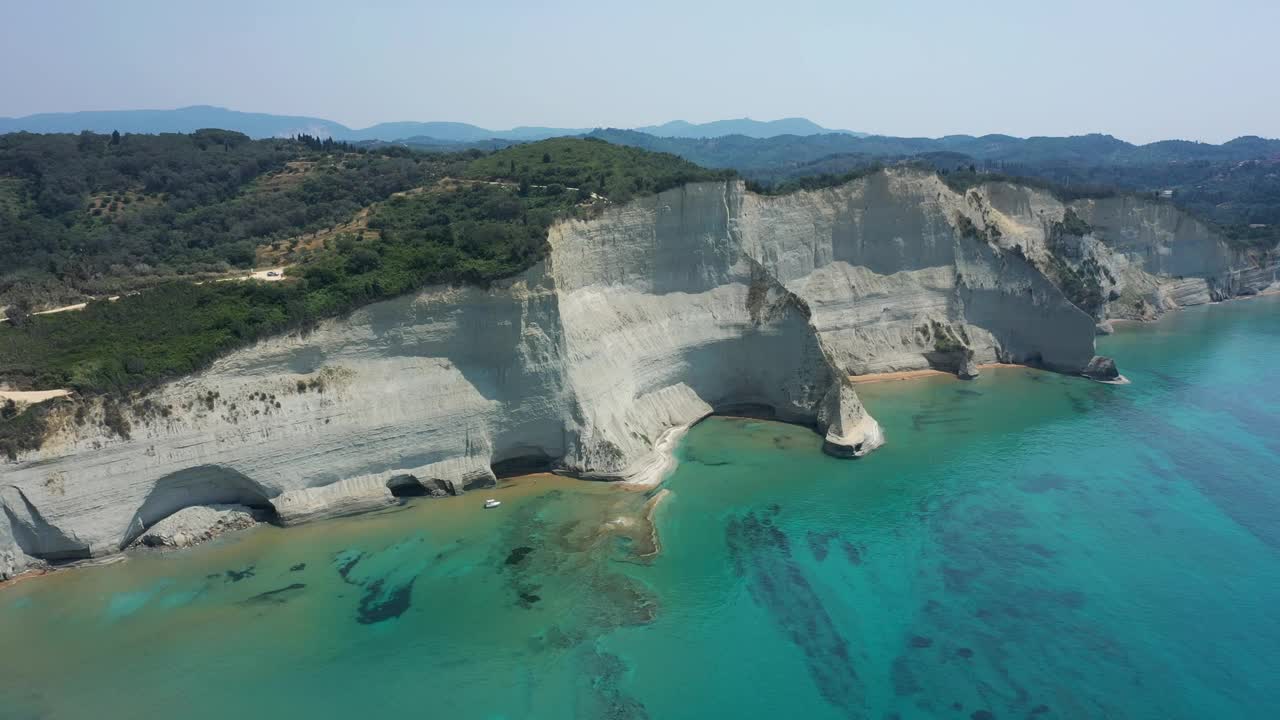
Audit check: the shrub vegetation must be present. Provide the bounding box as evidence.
[0,135,731,396]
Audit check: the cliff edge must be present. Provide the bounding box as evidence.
[7,168,1245,579]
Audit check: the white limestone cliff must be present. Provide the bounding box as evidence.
[3,169,1261,579]
[977,182,1279,318]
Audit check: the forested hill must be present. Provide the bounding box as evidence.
[0,134,727,402]
[0,130,459,308]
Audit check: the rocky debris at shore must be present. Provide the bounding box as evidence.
[957,355,981,380]
[133,504,261,549]
[1,548,43,582]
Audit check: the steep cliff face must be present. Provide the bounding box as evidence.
[6,168,1251,579]
[733,172,1099,374]
[977,182,1279,320]
[1,182,876,577]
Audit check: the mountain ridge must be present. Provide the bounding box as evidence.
[634,117,866,139]
[0,105,857,142]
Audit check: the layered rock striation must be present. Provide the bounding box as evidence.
[5,169,1266,579]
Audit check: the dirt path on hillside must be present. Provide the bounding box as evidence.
[0,389,72,403]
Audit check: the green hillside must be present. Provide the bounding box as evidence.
[0,135,730,398]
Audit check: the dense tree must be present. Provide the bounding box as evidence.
[0,131,464,306]
[3,298,32,328]
[0,136,730,395]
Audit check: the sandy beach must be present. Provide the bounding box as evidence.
[849,363,1027,385]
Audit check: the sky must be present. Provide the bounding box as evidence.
[2,0,1277,144]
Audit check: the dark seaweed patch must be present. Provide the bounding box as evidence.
[1166,425,1280,551]
[1030,705,1050,715]
[840,540,863,565]
[918,465,1118,716]
[1065,392,1089,414]
[682,448,730,467]
[806,531,836,562]
[576,649,650,720]
[892,656,921,696]
[504,546,534,566]
[242,583,306,605]
[971,711,996,720]
[726,507,864,715]
[535,624,584,652]
[356,578,415,624]
[289,563,306,572]
[333,550,364,584]
[909,635,933,648]
[225,566,256,583]
[942,565,983,593]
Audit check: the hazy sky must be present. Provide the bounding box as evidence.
[3,0,1277,143]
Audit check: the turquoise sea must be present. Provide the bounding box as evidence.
[3,296,1280,719]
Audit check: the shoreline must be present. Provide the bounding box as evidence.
[638,488,672,559]
[619,423,692,491]
[849,362,1026,385]
[1,553,127,589]
[2,463,679,591]
[8,292,1274,591]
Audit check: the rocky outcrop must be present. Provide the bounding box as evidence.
[1082,356,1121,382]
[133,504,259,549]
[977,182,1279,320]
[15,168,1244,578]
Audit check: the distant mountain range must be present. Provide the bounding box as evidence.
[635,117,865,139]
[0,106,862,142]
[586,128,1280,178]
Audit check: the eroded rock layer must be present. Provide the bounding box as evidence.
[4,169,1267,579]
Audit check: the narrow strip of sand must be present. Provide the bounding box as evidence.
[849,363,1026,385]
[0,389,72,403]
[638,488,671,559]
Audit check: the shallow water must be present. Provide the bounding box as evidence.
[3,296,1280,719]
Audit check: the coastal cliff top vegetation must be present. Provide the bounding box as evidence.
[0,126,1270,404]
[0,134,727,399]
[465,137,734,204]
[0,129,463,308]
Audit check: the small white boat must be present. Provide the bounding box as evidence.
[483,498,501,509]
